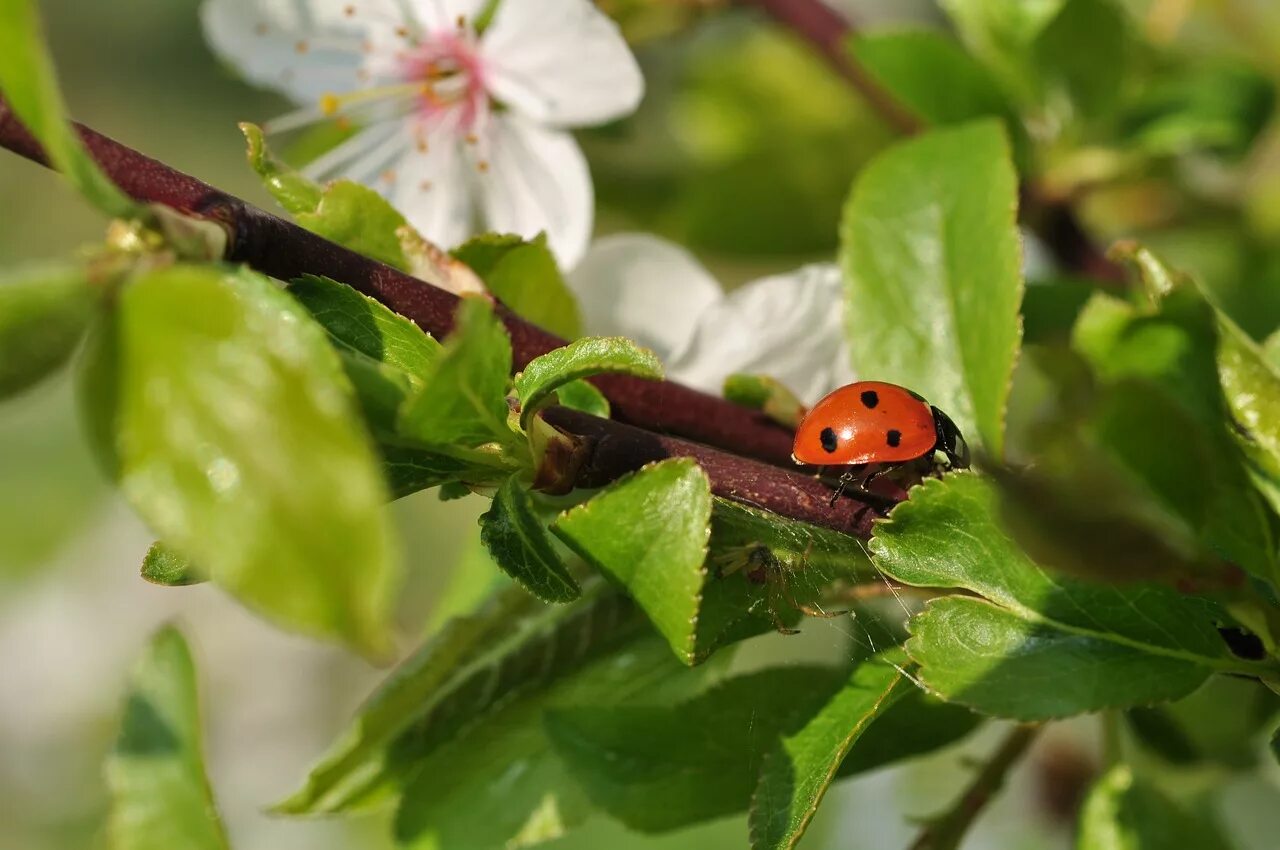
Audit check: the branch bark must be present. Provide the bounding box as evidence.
[738,0,1127,285]
[0,100,881,537]
[909,724,1043,850]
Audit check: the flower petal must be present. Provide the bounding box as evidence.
[480,0,643,127]
[667,263,855,403]
[201,0,401,103]
[381,121,476,249]
[476,115,593,268]
[566,234,723,361]
[410,0,487,32]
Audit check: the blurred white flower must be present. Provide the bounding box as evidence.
[566,234,855,403]
[202,0,644,267]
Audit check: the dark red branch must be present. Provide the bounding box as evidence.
[738,0,1127,285]
[738,0,922,135]
[0,101,882,536]
[0,99,797,468]
[545,407,876,537]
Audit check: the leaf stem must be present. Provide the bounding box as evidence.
[734,0,1127,286]
[909,723,1043,850]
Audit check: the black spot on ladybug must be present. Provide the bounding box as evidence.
[860,390,879,409]
[886,429,902,448]
[1218,626,1266,660]
[820,427,838,453]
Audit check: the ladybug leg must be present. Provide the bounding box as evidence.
[828,470,856,507]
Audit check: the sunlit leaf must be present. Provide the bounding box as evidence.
[552,459,712,665]
[240,122,323,214]
[80,264,398,657]
[140,541,202,587]
[722,373,805,429]
[296,181,412,271]
[0,261,94,401]
[480,476,578,603]
[546,666,844,833]
[288,275,440,384]
[750,652,914,850]
[872,475,1268,719]
[515,336,662,430]
[105,626,229,850]
[841,121,1023,456]
[0,0,134,215]
[398,296,515,449]
[453,233,583,339]
[1077,765,1232,850]
[394,632,716,849]
[278,580,641,814]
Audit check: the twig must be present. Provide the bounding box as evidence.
[909,724,1043,850]
[737,0,923,135]
[0,101,883,537]
[736,0,1127,285]
[0,97,799,468]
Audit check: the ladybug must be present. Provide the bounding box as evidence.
[792,381,969,505]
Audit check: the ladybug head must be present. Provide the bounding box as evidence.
[930,406,970,470]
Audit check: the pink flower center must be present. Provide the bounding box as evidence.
[400,31,488,133]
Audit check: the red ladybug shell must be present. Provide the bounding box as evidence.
[793,381,936,466]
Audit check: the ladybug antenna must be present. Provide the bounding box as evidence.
[930,406,970,470]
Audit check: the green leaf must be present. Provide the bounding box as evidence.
[379,443,472,500]
[723,374,805,429]
[546,666,845,833]
[336,347,416,436]
[398,295,515,448]
[480,476,578,603]
[1073,289,1277,582]
[749,653,914,850]
[1117,61,1274,160]
[1033,0,1133,117]
[1217,314,1280,516]
[552,459,712,665]
[105,626,229,850]
[0,0,134,216]
[277,580,642,814]
[1077,766,1232,850]
[840,121,1023,457]
[871,475,1265,719]
[515,336,663,431]
[554,379,610,419]
[287,275,440,385]
[287,274,445,441]
[395,632,717,849]
[297,182,411,271]
[453,233,583,339]
[834,687,982,778]
[939,0,1066,105]
[1127,677,1280,769]
[849,30,1027,167]
[140,542,202,587]
[80,264,398,658]
[239,122,323,214]
[0,261,94,401]
[698,499,876,660]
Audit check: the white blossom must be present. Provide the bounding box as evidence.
[202,0,644,268]
[566,234,856,403]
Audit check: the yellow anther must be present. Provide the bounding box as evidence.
[320,93,341,115]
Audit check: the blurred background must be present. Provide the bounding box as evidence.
[5,1,1280,848]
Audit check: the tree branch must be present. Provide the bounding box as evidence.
[737,0,1127,285]
[909,724,1043,850]
[738,0,923,135]
[0,101,882,537]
